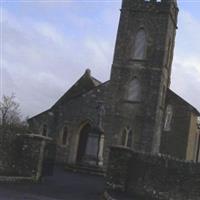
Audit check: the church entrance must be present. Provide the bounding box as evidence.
[76,123,104,166]
[76,123,91,164]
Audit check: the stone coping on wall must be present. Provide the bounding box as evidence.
[104,190,134,200]
[106,145,200,200]
[110,145,198,164]
[16,133,53,141]
[0,176,37,183]
[104,191,117,200]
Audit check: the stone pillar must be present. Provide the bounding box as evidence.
[98,133,104,166]
[106,146,133,192]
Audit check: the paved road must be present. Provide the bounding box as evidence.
[0,167,105,200]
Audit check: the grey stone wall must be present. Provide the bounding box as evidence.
[160,90,193,160]
[28,81,110,165]
[106,146,200,200]
[0,133,53,181]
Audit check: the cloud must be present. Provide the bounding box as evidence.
[2,3,199,119]
[171,10,200,111]
[2,8,73,117]
[2,4,119,118]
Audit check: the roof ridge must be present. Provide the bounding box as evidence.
[168,88,200,115]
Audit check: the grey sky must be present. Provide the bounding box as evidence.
[1,1,200,118]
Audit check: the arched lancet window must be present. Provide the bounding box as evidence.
[126,78,142,102]
[166,39,172,68]
[164,105,173,131]
[62,126,68,145]
[127,130,133,148]
[121,129,127,146]
[121,127,133,147]
[42,124,47,136]
[132,29,147,60]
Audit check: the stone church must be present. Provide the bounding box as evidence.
[28,0,200,169]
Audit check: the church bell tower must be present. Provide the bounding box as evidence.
[105,0,178,155]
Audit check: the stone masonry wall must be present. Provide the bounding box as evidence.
[29,81,110,166]
[0,133,53,181]
[106,146,200,200]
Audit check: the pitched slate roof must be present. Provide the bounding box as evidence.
[167,89,200,116]
[51,69,102,108]
[28,69,103,120]
[29,71,199,121]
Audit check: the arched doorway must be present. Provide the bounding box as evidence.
[76,123,104,166]
[76,123,91,164]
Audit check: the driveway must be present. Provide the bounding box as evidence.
[0,167,105,200]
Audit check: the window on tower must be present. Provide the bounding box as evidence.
[126,78,142,102]
[121,129,127,146]
[132,29,147,60]
[121,127,133,148]
[127,129,133,148]
[164,105,173,131]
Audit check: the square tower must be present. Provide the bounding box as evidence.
[105,0,179,156]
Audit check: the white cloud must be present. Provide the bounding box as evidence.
[171,10,200,111]
[2,6,117,117]
[33,22,66,46]
[2,4,199,119]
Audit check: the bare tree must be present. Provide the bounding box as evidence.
[0,94,21,126]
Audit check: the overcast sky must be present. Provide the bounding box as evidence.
[1,0,200,118]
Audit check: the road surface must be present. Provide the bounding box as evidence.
[0,167,105,200]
